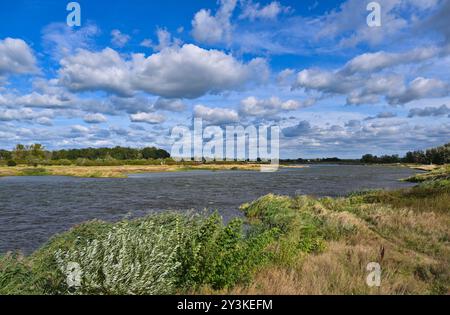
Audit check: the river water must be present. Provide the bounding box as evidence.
[0,165,419,254]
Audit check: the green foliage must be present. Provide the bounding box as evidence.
[0,149,12,160]
[54,219,182,295]
[177,214,276,290]
[19,168,50,176]
[361,154,401,164]
[2,165,448,295]
[241,194,295,232]
[7,160,17,167]
[11,144,46,162]
[0,254,43,295]
[51,146,170,161]
[2,213,275,295]
[361,143,450,165]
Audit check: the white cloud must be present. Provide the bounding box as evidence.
[0,38,38,76]
[141,28,182,51]
[0,108,53,122]
[153,98,186,112]
[84,113,107,124]
[388,77,449,105]
[140,39,153,48]
[408,104,450,117]
[111,29,131,48]
[58,44,268,99]
[239,1,290,21]
[293,46,450,105]
[340,46,441,75]
[239,96,315,117]
[71,125,90,134]
[15,92,74,108]
[42,23,99,60]
[194,104,239,124]
[191,0,237,44]
[130,112,166,124]
[131,44,268,98]
[58,48,133,96]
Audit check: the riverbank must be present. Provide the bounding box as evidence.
[0,162,433,179]
[1,165,448,295]
[0,163,269,178]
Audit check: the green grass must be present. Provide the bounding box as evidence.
[19,168,51,176]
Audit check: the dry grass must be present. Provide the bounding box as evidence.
[204,173,450,295]
[0,163,263,178]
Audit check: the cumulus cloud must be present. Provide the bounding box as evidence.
[111,29,131,47]
[408,104,450,117]
[293,45,450,106]
[0,38,38,76]
[340,46,441,75]
[16,92,75,108]
[0,86,76,109]
[239,96,315,117]
[153,98,186,112]
[70,125,91,135]
[58,44,268,99]
[132,44,268,98]
[84,113,107,124]
[104,95,153,114]
[0,108,53,123]
[58,48,133,96]
[191,0,237,45]
[239,1,290,21]
[130,112,166,124]
[194,104,239,124]
[387,77,449,105]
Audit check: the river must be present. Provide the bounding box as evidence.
[0,165,419,254]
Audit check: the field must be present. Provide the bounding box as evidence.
[0,165,448,295]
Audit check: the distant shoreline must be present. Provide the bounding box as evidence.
[0,162,430,179]
[0,163,266,178]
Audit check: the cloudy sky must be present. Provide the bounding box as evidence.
[0,0,449,158]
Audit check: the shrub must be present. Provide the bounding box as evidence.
[21,212,275,295]
[0,254,44,295]
[240,194,295,232]
[19,168,49,176]
[54,218,183,295]
[7,160,16,167]
[177,214,276,290]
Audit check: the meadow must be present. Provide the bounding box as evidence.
[0,165,448,295]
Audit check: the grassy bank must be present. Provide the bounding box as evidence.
[1,166,448,295]
[0,163,265,178]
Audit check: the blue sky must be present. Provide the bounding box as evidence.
[0,0,449,158]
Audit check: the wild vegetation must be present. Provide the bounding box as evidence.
[0,164,263,178]
[2,143,449,168]
[0,144,171,167]
[1,165,448,295]
[361,143,449,165]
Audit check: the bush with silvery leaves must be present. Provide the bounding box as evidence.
[55,218,183,295]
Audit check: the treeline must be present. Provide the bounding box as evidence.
[282,143,450,166]
[362,143,449,165]
[0,144,171,165]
